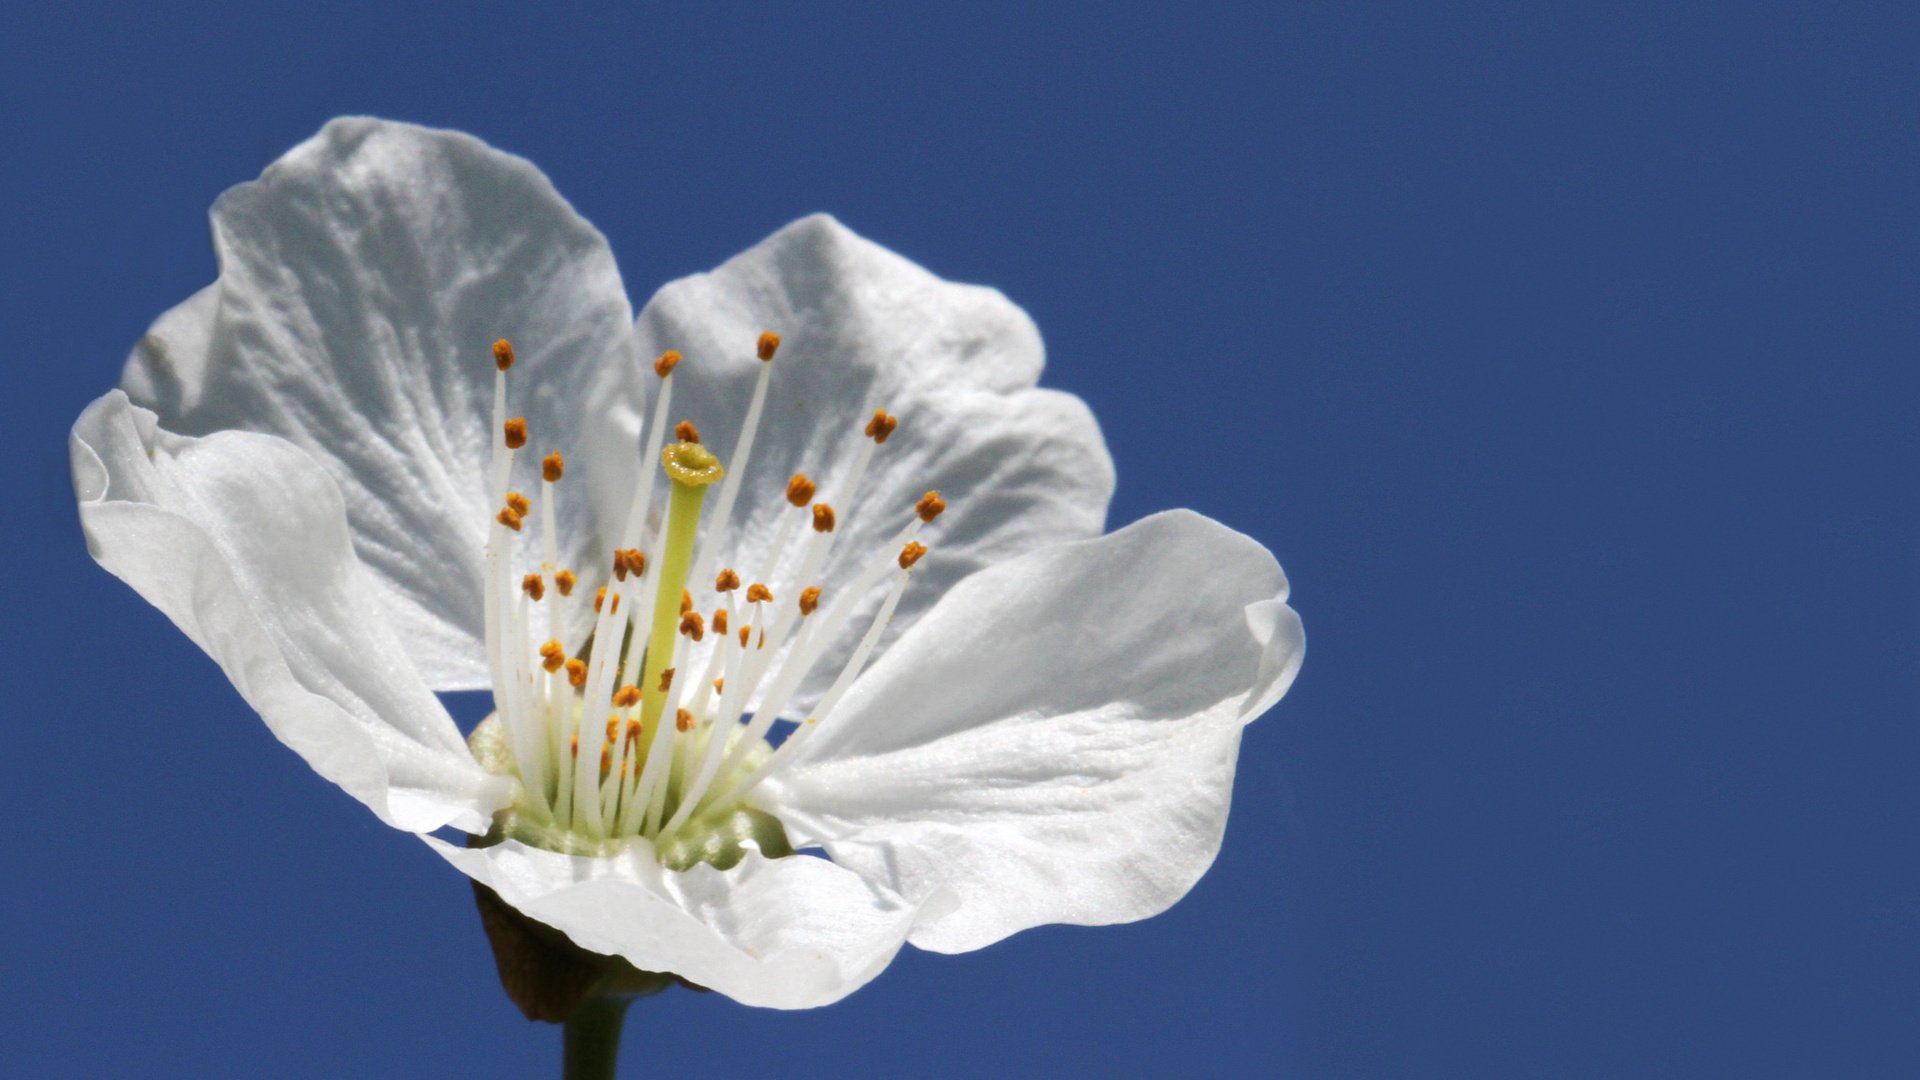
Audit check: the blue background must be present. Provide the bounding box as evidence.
[4,4,1914,1077]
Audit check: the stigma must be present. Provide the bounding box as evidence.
[472,334,943,861]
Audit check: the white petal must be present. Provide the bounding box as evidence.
[637,214,1115,708]
[764,510,1304,953]
[423,835,948,1009]
[71,391,511,833]
[119,117,644,689]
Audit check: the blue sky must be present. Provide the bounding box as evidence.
[4,4,1914,1077]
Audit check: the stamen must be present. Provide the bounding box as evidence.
[787,474,816,506]
[680,611,706,640]
[746,583,774,604]
[715,568,740,592]
[659,667,675,692]
[522,574,545,601]
[506,492,531,517]
[612,685,642,708]
[712,608,729,634]
[555,570,577,596]
[653,350,682,377]
[542,453,565,482]
[812,504,836,532]
[540,640,566,673]
[565,658,588,688]
[757,331,781,361]
[680,589,694,614]
[493,339,516,371]
[496,506,524,531]
[799,586,822,615]
[738,624,751,647]
[676,708,695,732]
[504,417,528,450]
[864,408,898,443]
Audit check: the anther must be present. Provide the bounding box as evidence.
[675,420,701,444]
[522,574,545,601]
[812,503,837,533]
[799,586,822,615]
[865,409,898,444]
[542,453,565,482]
[757,331,781,361]
[680,611,706,641]
[540,640,566,672]
[492,339,516,371]
[712,608,729,635]
[715,568,741,592]
[787,473,816,506]
[555,569,577,596]
[676,708,695,733]
[595,587,619,613]
[566,658,588,688]
[681,589,694,614]
[504,417,528,450]
[916,490,947,522]
[659,667,675,692]
[496,506,524,531]
[622,550,647,578]
[713,677,725,694]
[738,625,751,648]
[612,685,642,708]
[506,492,530,517]
[899,542,929,569]
[654,350,682,377]
[746,583,774,604]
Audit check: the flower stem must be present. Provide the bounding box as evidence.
[562,995,632,1080]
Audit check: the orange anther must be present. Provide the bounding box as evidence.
[715,568,740,592]
[542,453,565,482]
[680,611,706,641]
[713,677,725,694]
[711,608,729,635]
[522,574,545,601]
[654,350,682,377]
[812,503,836,533]
[504,417,527,450]
[681,589,694,614]
[787,473,816,507]
[555,569,577,596]
[492,339,516,371]
[566,658,588,687]
[496,506,524,531]
[916,490,946,522]
[676,708,695,732]
[738,624,751,648]
[799,586,822,615]
[899,541,928,570]
[675,420,701,444]
[745,583,774,604]
[538,640,564,658]
[506,492,530,517]
[865,409,898,444]
[757,331,781,361]
[658,667,675,692]
[612,685,642,708]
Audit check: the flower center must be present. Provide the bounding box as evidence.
[468,334,944,869]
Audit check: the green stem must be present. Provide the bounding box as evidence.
[562,995,632,1080]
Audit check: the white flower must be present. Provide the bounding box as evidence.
[70,118,1305,1010]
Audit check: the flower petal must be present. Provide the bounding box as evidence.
[423,836,947,1009]
[71,391,511,833]
[764,509,1304,953]
[636,215,1115,708]
[119,117,644,689]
